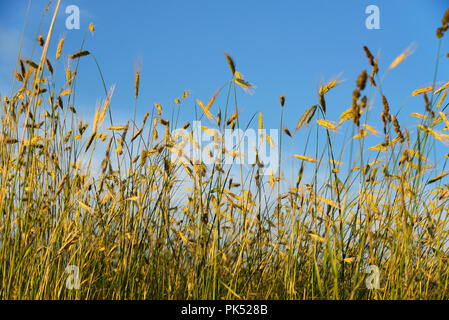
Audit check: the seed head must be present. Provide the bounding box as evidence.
[363,46,375,66]
[224,52,236,76]
[56,38,64,61]
[70,50,90,60]
[135,71,140,99]
[356,70,368,91]
[442,8,449,25]
[37,35,44,47]
[279,94,286,107]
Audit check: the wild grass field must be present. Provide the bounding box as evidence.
[1,2,449,299]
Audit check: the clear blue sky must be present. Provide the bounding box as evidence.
[0,0,448,182]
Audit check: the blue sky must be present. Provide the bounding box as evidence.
[0,0,448,185]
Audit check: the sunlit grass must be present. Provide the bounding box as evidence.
[1,3,449,299]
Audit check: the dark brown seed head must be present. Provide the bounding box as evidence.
[279,94,286,107]
[356,70,368,91]
[70,50,90,60]
[19,59,25,77]
[46,58,53,74]
[353,104,360,127]
[57,96,63,110]
[283,128,292,138]
[37,35,44,47]
[424,93,430,107]
[352,89,360,111]
[319,94,326,113]
[37,36,44,48]
[381,95,392,133]
[25,59,39,69]
[363,46,375,66]
[392,115,404,143]
[382,95,390,114]
[442,8,449,25]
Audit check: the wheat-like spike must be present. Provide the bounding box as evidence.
[70,50,90,60]
[135,71,140,99]
[45,58,53,74]
[388,43,416,70]
[56,38,64,61]
[24,59,38,69]
[224,52,236,76]
[206,89,219,110]
[197,99,214,120]
[296,105,318,131]
[99,85,115,128]
[131,128,143,142]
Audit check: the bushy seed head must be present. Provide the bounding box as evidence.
[356,70,368,91]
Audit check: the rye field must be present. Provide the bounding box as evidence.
[1,2,449,299]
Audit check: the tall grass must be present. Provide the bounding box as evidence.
[1,2,449,299]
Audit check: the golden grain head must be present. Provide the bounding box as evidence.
[14,72,23,82]
[135,71,140,99]
[143,112,149,126]
[182,90,190,99]
[56,38,65,61]
[411,85,433,96]
[88,23,95,34]
[235,78,252,89]
[388,42,416,70]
